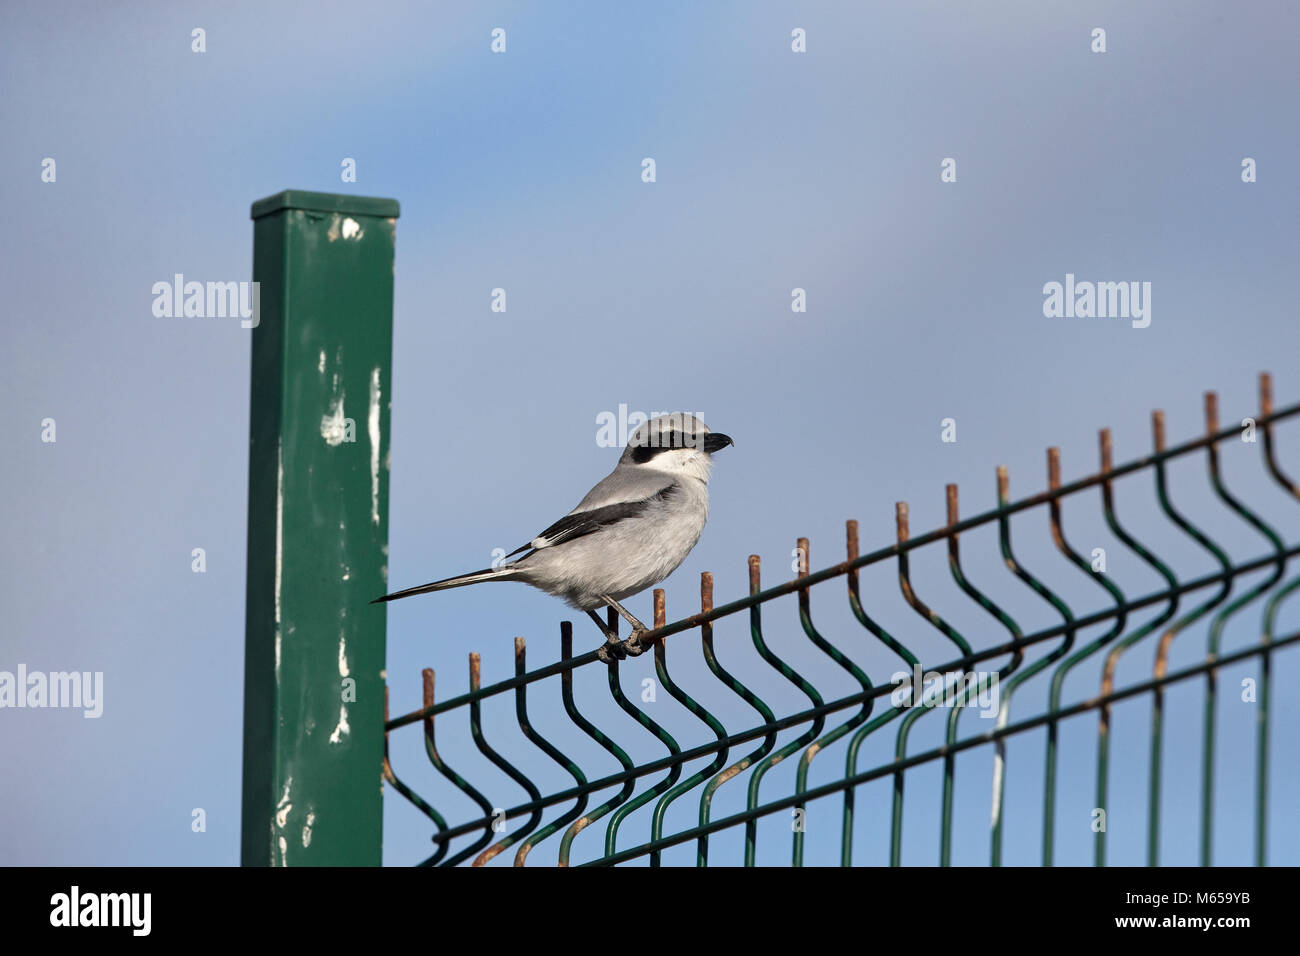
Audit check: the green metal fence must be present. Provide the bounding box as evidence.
[381,376,1300,867]
[239,191,1298,867]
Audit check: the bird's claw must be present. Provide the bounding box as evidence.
[596,630,654,663]
[623,629,651,657]
[597,636,627,664]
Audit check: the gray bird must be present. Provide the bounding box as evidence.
[373,414,733,660]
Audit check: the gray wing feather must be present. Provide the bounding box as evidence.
[571,464,677,512]
[505,465,678,557]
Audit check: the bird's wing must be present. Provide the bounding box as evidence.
[571,464,678,512]
[506,469,679,557]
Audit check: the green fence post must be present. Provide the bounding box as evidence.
[241,190,400,865]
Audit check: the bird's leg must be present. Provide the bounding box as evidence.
[600,595,651,657]
[588,609,627,663]
[601,595,648,631]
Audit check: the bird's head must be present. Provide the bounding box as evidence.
[620,413,734,481]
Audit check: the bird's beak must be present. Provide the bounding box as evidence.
[703,433,734,453]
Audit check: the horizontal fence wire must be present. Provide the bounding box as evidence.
[384,374,1300,866]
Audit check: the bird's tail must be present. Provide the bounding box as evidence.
[371,566,520,604]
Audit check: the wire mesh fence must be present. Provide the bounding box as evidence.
[383,373,1299,866]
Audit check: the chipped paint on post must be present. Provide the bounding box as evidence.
[321,391,348,446]
[242,190,399,866]
[369,367,382,525]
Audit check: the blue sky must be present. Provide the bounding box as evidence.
[2,1,1298,866]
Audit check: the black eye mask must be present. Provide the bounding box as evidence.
[629,431,701,463]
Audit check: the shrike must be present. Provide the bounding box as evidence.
[373,414,733,661]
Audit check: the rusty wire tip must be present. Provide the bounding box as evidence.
[945,484,958,525]
[846,520,859,561]
[797,537,810,576]
[514,636,525,656]
[1152,410,1166,452]
[700,572,713,613]
[1204,391,1219,433]
[1260,372,1273,416]
[1047,447,1061,490]
[748,554,761,591]
[1099,429,1113,472]
[895,502,909,541]
[996,465,1009,501]
[421,668,435,709]
[654,588,666,628]
[469,653,481,688]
